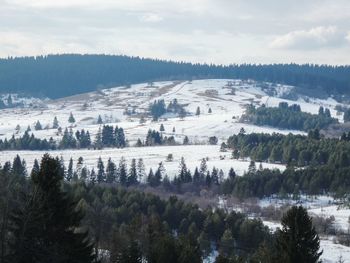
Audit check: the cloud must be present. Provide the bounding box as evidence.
[139,13,163,23]
[270,26,348,50]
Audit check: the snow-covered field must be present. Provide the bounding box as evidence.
[3,78,344,145]
[0,145,285,179]
[258,196,350,263]
[1,79,350,262]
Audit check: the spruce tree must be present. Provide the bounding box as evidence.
[106,158,117,183]
[94,127,103,149]
[97,157,105,183]
[68,112,76,123]
[118,157,127,186]
[276,206,322,263]
[66,158,73,182]
[196,106,200,116]
[127,159,138,186]
[9,154,96,262]
[34,120,42,131]
[52,116,59,129]
[97,115,103,125]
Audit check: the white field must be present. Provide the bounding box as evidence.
[3,78,345,145]
[1,79,349,262]
[0,145,285,179]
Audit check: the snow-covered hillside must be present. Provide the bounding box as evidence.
[1,79,350,262]
[0,79,347,174]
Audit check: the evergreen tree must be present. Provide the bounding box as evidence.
[106,158,117,183]
[97,157,105,183]
[7,95,12,106]
[9,154,96,262]
[34,121,42,131]
[276,206,322,263]
[66,158,73,182]
[128,159,138,186]
[183,136,189,145]
[196,106,200,116]
[68,112,76,123]
[31,159,40,177]
[208,108,212,114]
[97,115,103,124]
[90,168,97,185]
[137,158,146,183]
[160,124,165,132]
[52,116,59,129]
[118,157,128,186]
[12,155,26,177]
[94,127,103,149]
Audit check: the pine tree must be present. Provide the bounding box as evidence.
[52,116,59,129]
[106,158,117,183]
[68,112,76,123]
[128,159,138,186]
[66,158,73,182]
[160,124,165,132]
[9,154,96,262]
[74,156,84,181]
[12,155,26,177]
[97,157,105,183]
[118,157,127,186]
[195,106,200,116]
[94,127,103,149]
[7,95,12,106]
[90,168,97,185]
[31,159,40,177]
[97,115,103,124]
[276,206,322,263]
[153,162,165,187]
[183,136,189,145]
[34,120,42,131]
[137,158,146,183]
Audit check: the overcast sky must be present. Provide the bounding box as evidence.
[1,0,350,64]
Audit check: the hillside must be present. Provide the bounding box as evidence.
[1,55,350,100]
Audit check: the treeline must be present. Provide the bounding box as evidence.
[0,155,323,262]
[242,102,337,131]
[227,132,350,167]
[149,98,186,120]
[0,125,127,151]
[1,54,350,99]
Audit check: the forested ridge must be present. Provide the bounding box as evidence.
[0,155,323,262]
[1,54,350,98]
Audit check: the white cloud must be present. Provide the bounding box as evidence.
[139,13,163,23]
[270,26,347,50]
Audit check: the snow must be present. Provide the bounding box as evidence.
[0,145,285,179]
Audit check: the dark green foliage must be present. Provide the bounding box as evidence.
[243,103,337,131]
[344,108,350,122]
[150,100,166,121]
[227,132,350,168]
[275,206,322,263]
[68,112,76,123]
[1,55,350,99]
[8,154,96,262]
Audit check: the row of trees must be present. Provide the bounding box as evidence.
[242,102,337,131]
[0,125,127,151]
[1,55,350,100]
[0,155,323,262]
[227,132,350,168]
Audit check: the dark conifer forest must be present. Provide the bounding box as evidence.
[1,54,350,99]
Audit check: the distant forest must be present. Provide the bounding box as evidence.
[0,54,350,99]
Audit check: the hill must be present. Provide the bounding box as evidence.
[0,54,350,99]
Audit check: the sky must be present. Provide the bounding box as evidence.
[1,0,350,65]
